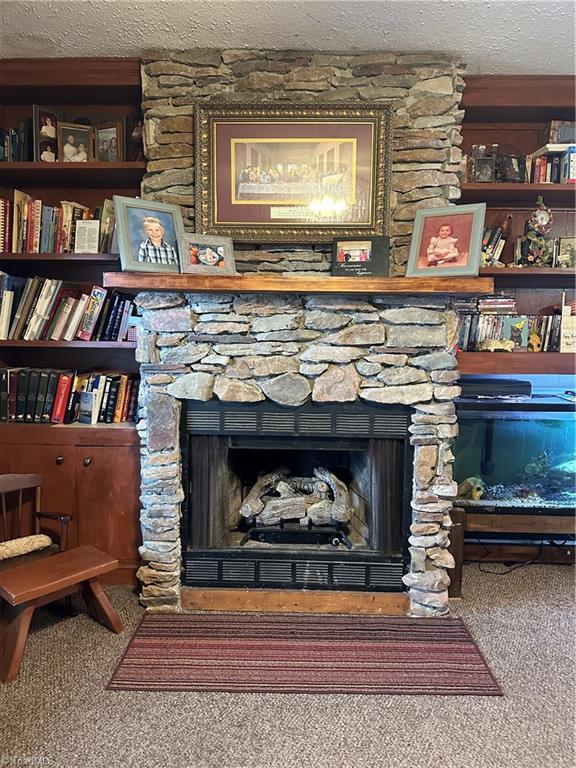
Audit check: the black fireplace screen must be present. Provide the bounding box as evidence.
[181,401,413,591]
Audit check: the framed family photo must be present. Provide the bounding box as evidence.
[33,105,61,162]
[95,121,124,161]
[179,234,236,275]
[195,101,392,242]
[332,236,389,277]
[58,122,93,162]
[113,196,184,273]
[406,203,486,277]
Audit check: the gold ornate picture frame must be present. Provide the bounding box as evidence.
[195,101,392,243]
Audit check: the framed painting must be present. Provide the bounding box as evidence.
[406,204,486,277]
[195,101,392,242]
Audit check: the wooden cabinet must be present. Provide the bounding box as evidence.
[460,75,576,376]
[0,424,141,582]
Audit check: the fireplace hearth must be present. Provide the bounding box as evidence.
[181,401,412,591]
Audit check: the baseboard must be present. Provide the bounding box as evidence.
[180,587,409,615]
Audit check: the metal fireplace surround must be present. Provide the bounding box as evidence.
[180,400,413,591]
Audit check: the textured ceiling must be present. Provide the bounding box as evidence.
[0,0,575,75]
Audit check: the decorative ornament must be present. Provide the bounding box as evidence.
[518,196,554,267]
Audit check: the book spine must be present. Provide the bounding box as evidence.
[15,369,29,422]
[76,286,107,341]
[0,369,8,422]
[33,369,50,422]
[7,368,18,421]
[113,374,129,422]
[51,372,73,423]
[24,369,40,422]
[103,379,121,423]
[42,370,59,422]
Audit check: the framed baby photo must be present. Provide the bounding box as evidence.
[406,203,486,278]
[178,233,237,275]
[32,105,61,161]
[58,122,94,163]
[113,195,184,273]
[95,121,124,162]
[332,236,389,277]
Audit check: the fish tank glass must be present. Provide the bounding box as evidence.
[455,410,575,511]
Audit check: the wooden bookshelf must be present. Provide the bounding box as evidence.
[0,252,119,262]
[457,351,574,374]
[0,340,136,348]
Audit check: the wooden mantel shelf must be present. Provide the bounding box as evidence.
[103,273,495,295]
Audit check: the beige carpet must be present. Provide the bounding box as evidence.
[1,564,574,768]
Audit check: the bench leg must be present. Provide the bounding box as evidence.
[81,578,123,634]
[0,603,35,683]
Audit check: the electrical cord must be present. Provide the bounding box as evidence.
[465,536,574,575]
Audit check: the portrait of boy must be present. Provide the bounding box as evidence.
[137,216,178,265]
[114,196,184,273]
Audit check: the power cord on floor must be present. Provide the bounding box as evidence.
[466,537,574,575]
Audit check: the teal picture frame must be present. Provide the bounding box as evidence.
[406,203,486,277]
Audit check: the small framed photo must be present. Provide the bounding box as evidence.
[332,236,389,277]
[557,237,576,268]
[95,121,124,161]
[500,155,526,183]
[113,196,184,273]
[58,122,94,162]
[472,157,496,183]
[33,105,61,161]
[179,234,237,275]
[406,203,486,277]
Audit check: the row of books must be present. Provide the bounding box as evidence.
[0,191,115,254]
[457,313,564,352]
[527,144,576,184]
[481,223,511,263]
[0,120,32,162]
[0,368,139,425]
[0,274,136,342]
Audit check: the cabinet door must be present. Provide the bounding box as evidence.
[75,445,141,582]
[3,444,78,545]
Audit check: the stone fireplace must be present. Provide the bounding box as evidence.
[135,292,460,617]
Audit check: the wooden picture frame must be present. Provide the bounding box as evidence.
[332,236,389,277]
[113,195,184,273]
[178,233,237,275]
[95,121,125,162]
[58,122,94,163]
[406,204,486,278]
[33,105,61,162]
[195,101,393,242]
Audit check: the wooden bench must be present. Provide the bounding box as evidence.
[0,544,123,682]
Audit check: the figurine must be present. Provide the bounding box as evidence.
[477,338,515,352]
[524,451,550,478]
[457,475,485,500]
[518,196,553,267]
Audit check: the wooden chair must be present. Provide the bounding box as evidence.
[0,473,71,571]
[0,475,123,683]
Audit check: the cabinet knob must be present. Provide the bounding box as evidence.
[55,456,64,465]
[83,457,92,467]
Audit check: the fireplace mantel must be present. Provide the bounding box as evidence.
[103,273,495,295]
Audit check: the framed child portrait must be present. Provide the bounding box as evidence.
[113,195,184,273]
[406,203,486,278]
[178,233,237,275]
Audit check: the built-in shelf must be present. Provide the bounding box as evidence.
[0,341,136,348]
[0,161,146,186]
[0,252,119,262]
[102,273,495,295]
[457,351,574,375]
[479,267,576,288]
[460,182,576,206]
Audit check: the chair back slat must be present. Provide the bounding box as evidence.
[0,474,43,542]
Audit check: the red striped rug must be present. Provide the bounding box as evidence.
[107,612,502,695]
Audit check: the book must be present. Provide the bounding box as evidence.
[11,189,31,252]
[103,376,121,423]
[33,369,50,422]
[42,370,60,422]
[530,142,575,159]
[0,289,14,339]
[9,276,42,339]
[560,147,576,183]
[113,374,130,422]
[78,389,96,425]
[24,369,40,422]
[62,293,89,341]
[15,368,29,422]
[50,296,77,340]
[50,371,73,423]
[76,286,107,341]
[0,368,8,422]
[63,371,91,423]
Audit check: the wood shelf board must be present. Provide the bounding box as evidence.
[460,183,576,206]
[0,161,146,187]
[0,341,136,348]
[466,513,575,536]
[0,252,119,262]
[0,421,139,446]
[463,543,574,565]
[457,351,575,375]
[103,273,495,295]
[180,587,409,615]
[479,267,576,288]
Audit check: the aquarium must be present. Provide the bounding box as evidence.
[455,403,576,513]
